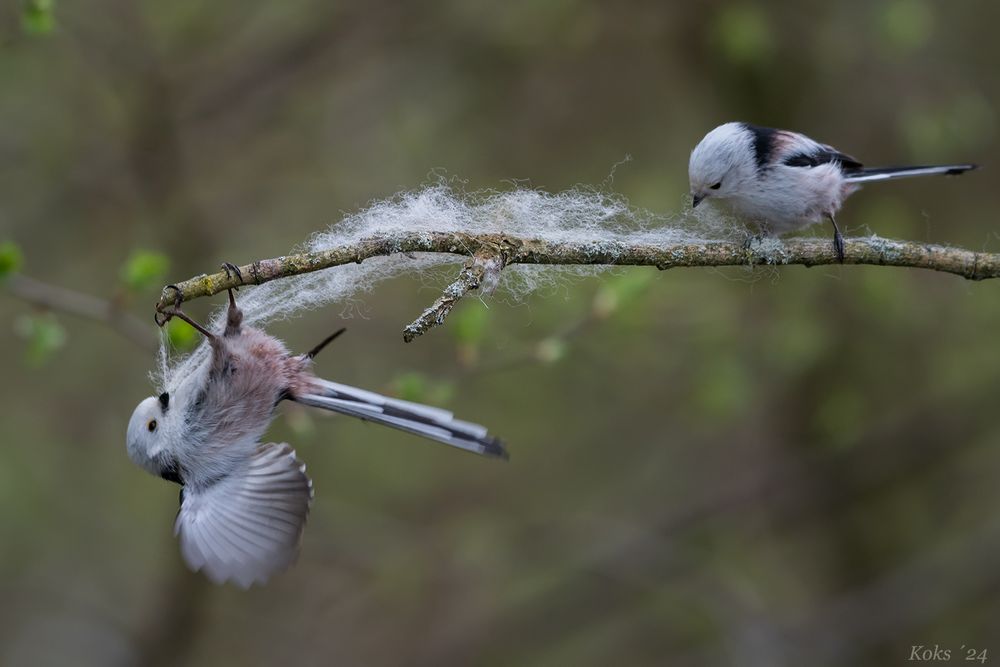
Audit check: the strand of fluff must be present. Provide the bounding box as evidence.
[156,183,718,391]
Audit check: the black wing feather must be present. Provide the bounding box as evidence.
[783,146,864,172]
[742,123,782,169]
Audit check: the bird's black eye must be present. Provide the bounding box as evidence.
[710,182,722,190]
[148,419,157,432]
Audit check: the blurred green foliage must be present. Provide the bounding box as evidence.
[882,0,933,53]
[120,250,170,293]
[450,300,491,345]
[592,270,654,319]
[0,241,23,280]
[14,314,66,365]
[535,336,568,364]
[450,300,491,366]
[165,317,199,351]
[391,371,455,405]
[0,1,998,665]
[711,5,774,66]
[20,0,55,35]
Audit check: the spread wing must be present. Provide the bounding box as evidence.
[175,442,312,588]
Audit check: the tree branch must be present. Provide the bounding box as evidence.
[155,233,1000,339]
[7,274,158,351]
[402,252,504,342]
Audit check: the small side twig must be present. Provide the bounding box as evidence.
[403,253,503,342]
[5,274,157,351]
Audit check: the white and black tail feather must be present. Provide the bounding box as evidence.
[844,164,977,183]
[295,379,508,459]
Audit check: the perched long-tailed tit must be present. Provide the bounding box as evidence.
[688,122,976,261]
[127,283,505,587]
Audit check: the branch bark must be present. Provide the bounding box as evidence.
[402,253,504,342]
[155,232,1000,340]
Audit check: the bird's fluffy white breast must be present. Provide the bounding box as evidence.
[729,163,849,233]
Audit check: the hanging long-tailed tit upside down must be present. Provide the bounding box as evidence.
[688,122,976,262]
[127,276,506,587]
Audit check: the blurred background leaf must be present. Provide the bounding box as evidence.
[0,2,998,665]
[21,0,55,35]
[882,0,933,54]
[711,4,774,66]
[592,270,654,319]
[450,300,491,367]
[120,250,169,293]
[165,317,199,351]
[391,371,455,405]
[0,241,23,280]
[14,314,66,365]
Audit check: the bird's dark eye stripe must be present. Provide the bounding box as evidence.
[148,419,157,432]
[710,182,722,190]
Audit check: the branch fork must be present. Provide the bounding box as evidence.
[402,252,505,342]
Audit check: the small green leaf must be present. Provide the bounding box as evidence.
[451,302,490,345]
[711,5,773,66]
[390,372,455,406]
[22,0,56,35]
[691,354,751,421]
[813,388,865,450]
[15,314,66,365]
[426,380,455,406]
[121,251,169,293]
[593,271,653,318]
[165,318,198,351]
[882,0,933,53]
[393,372,427,402]
[535,338,567,364]
[0,241,24,280]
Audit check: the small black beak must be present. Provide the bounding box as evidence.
[692,194,704,208]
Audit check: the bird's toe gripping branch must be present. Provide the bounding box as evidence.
[154,284,217,340]
[221,262,244,285]
[154,284,184,327]
[402,252,505,343]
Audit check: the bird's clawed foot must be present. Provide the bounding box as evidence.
[827,214,845,264]
[221,262,244,286]
[741,231,766,263]
[742,232,764,252]
[155,286,216,340]
[154,285,181,327]
[833,231,845,264]
[224,288,243,337]
[220,262,245,336]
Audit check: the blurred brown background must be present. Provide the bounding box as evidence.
[1,1,999,665]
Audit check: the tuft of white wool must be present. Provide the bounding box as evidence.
[156,183,738,390]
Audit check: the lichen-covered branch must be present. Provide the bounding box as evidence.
[156,232,1000,337]
[402,253,504,342]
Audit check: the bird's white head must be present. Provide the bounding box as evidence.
[688,122,759,209]
[126,392,181,482]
